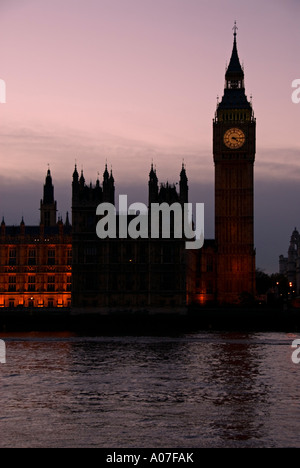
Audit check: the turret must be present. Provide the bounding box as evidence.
[72,164,79,196]
[40,168,57,227]
[179,162,188,204]
[148,163,158,205]
[103,164,115,204]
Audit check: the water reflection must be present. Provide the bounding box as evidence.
[0,332,300,447]
[199,333,268,445]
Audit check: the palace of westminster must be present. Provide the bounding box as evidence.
[0,26,260,313]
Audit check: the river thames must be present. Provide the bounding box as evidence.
[0,331,300,448]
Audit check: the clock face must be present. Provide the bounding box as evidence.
[223,128,245,149]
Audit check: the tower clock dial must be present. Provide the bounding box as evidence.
[223,128,245,149]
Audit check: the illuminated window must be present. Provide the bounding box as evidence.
[28,276,36,292]
[47,275,55,291]
[8,276,16,291]
[67,276,72,291]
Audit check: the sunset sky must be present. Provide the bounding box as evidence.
[0,0,299,273]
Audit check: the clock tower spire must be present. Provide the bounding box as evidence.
[213,23,256,304]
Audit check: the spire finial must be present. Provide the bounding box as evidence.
[233,20,238,38]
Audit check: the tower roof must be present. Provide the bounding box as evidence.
[43,167,55,204]
[149,163,158,182]
[180,162,187,181]
[103,163,109,180]
[73,163,79,180]
[225,22,244,79]
[217,22,252,111]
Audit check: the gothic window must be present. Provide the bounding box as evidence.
[47,275,55,291]
[48,249,56,265]
[28,276,36,292]
[67,275,72,292]
[28,249,36,265]
[67,250,72,265]
[9,249,17,265]
[8,276,16,291]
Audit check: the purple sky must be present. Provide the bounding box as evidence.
[0,0,300,273]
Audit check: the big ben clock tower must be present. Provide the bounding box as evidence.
[213,23,256,304]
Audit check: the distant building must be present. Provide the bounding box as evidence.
[279,228,300,295]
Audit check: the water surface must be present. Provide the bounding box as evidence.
[0,331,299,448]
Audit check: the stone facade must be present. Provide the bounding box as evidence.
[0,170,72,310]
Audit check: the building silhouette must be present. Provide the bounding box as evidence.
[279,228,300,295]
[71,162,193,314]
[195,23,256,305]
[0,25,256,312]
